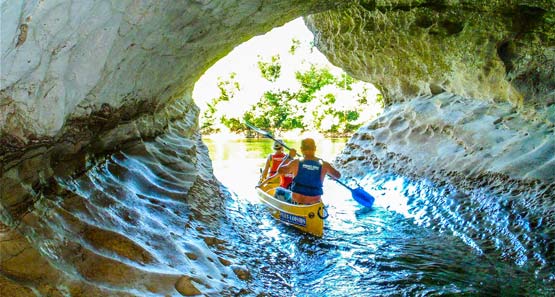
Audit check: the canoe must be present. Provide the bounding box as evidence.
[256,176,326,237]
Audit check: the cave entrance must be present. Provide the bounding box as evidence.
[191,17,383,204]
[192,17,383,140]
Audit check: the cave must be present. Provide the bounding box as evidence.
[1,1,554,296]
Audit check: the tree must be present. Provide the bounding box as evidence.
[200,45,381,137]
[294,65,335,94]
[236,90,304,133]
[335,73,355,90]
[289,38,300,55]
[199,73,241,134]
[257,54,281,82]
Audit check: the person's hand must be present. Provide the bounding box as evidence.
[289,149,297,159]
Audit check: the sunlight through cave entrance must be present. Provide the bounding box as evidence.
[191,17,384,206]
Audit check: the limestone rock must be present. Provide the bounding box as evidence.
[1,0,554,295]
[232,265,252,280]
[338,93,555,184]
[306,1,555,106]
[175,276,202,296]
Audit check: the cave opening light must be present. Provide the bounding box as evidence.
[192,17,382,142]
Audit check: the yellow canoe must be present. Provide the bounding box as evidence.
[256,176,326,237]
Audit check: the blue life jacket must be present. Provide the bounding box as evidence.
[291,159,323,196]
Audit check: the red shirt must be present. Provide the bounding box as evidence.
[269,152,286,175]
[280,173,293,189]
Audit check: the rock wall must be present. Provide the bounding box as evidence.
[305,1,555,106]
[1,0,555,295]
[0,0,341,259]
[1,104,254,295]
[305,0,554,198]
[1,1,348,295]
[1,1,345,145]
[337,93,555,183]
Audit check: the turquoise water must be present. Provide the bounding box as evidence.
[203,137,554,296]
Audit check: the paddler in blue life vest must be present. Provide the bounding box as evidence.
[260,140,295,189]
[278,138,341,205]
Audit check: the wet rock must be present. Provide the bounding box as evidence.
[0,273,35,297]
[186,252,198,260]
[175,276,202,296]
[232,265,252,280]
[306,2,555,106]
[1,0,554,296]
[337,94,555,184]
[82,226,155,264]
[218,256,232,266]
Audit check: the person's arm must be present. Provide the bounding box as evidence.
[323,161,341,180]
[277,148,296,167]
[278,158,298,176]
[258,173,280,187]
[260,154,272,181]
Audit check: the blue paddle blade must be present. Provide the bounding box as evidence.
[352,187,375,208]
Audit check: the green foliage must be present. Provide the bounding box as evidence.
[295,65,335,93]
[220,116,243,132]
[322,93,336,105]
[357,87,369,104]
[200,73,241,134]
[216,72,239,101]
[200,54,380,136]
[243,90,304,132]
[375,93,385,108]
[257,55,282,82]
[295,90,315,103]
[335,73,355,90]
[289,38,301,55]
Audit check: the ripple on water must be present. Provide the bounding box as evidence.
[219,170,554,295]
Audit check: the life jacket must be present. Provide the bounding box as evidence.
[269,152,286,175]
[291,159,323,196]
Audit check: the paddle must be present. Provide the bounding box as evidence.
[244,121,375,208]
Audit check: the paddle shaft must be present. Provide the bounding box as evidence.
[245,121,355,191]
[244,121,375,207]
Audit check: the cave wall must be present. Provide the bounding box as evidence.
[305,1,555,106]
[2,1,349,295]
[1,0,345,151]
[1,0,345,227]
[1,0,555,295]
[304,1,555,184]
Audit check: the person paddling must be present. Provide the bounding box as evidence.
[278,138,341,205]
[260,140,295,188]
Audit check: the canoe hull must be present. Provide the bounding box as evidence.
[256,179,325,237]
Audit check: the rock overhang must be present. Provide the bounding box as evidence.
[1,1,555,295]
[0,1,553,193]
[0,0,553,216]
[305,1,555,106]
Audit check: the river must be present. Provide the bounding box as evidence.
[203,137,553,296]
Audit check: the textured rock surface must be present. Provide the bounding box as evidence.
[339,93,555,183]
[1,0,343,144]
[1,105,245,295]
[307,2,554,237]
[335,93,555,278]
[0,0,347,191]
[305,1,555,105]
[1,0,555,295]
[1,1,349,295]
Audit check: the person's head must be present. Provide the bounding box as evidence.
[300,138,316,156]
[273,140,283,151]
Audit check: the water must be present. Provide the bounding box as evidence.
[204,137,554,296]
[18,132,551,296]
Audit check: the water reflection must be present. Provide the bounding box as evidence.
[204,137,554,296]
